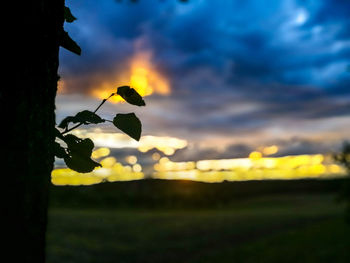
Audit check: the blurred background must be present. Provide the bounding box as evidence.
[48,0,350,262]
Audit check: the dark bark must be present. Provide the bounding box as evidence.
[3,0,64,262]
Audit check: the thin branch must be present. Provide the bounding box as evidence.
[93,93,116,113]
[61,122,83,135]
[61,92,117,135]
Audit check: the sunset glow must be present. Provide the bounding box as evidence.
[52,146,347,186]
[152,154,346,183]
[91,51,170,103]
[54,0,350,187]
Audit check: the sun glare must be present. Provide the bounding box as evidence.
[91,50,170,103]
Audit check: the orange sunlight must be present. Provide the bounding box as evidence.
[92,50,170,103]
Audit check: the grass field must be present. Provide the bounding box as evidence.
[47,181,350,263]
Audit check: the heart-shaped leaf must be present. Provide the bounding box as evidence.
[62,134,101,173]
[113,113,142,141]
[117,86,146,106]
[58,110,104,130]
[64,134,95,158]
[75,110,105,125]
[64,154,101,173]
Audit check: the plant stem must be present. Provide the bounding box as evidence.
[61,123,83,135]
[61,92,116,135]
[93,93,115,113]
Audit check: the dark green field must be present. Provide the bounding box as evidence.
[47,179,350,263]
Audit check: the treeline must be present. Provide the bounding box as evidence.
[49,178,346,209]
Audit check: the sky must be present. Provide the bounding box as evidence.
[57,0,350,165]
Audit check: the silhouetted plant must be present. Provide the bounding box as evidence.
[334,142,350,222]
[55,85,145,173]
[57,6,145,173]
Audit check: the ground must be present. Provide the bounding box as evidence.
[47,188,350,263]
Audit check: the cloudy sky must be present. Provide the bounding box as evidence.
[57,0,350,161]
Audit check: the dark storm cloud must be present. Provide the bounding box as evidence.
[59,0,350,156]
[62,0,350,91]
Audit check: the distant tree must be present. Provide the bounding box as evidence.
[334,142,350,222]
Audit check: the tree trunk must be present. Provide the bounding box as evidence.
[3,0,64,262]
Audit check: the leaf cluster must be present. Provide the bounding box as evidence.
[55,86,145,173]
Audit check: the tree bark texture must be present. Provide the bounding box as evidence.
[2,0,64,262]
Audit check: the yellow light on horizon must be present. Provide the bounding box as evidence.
[52,156,144,186]
[100,157,117,168]
[152,154,347,183]
[52,134,347,186]
[249,151,262,160]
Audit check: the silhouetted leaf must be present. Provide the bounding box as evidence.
[117,86,146,106]
[75,110,105,124]
[64,134,95,157]
[64,6,77,23]
[113,113,142,141]
[62,134,80,146]
[60,30,81,55]
[62,134,101,173]
[64,154,101,173]
[58,116,76,130]
[58,110,104,129]
[53,142,67,158]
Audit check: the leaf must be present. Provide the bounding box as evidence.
[58,116,76,130]
[64,154,101,173]
[60,30,81,55]
[117,86,146,106]
[53,142,67,158]
[58,110,104,130]
[113,113,142,141]
[75,110,105,124]
[64,135,95,158]
[62,134,101,173]
[64,6,77,23]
